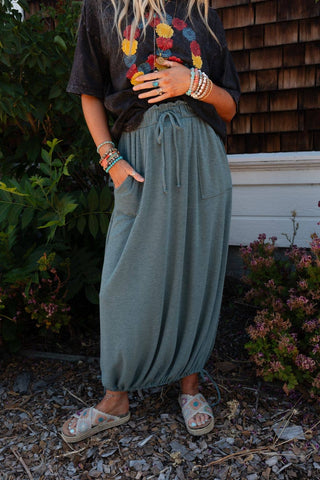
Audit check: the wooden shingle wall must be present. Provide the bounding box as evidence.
[214,0,320,154]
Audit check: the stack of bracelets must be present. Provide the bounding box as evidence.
[97,140,123,173]
[185,67,213,100]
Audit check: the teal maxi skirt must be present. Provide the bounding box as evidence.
[99,101,232,392]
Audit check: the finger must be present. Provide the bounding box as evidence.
[133,72,162,88]
[134,80,162,92]
[130,170,144,183]
[137,87,166,100]
[147,92,170,104]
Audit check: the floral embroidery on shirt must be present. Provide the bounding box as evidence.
[122,12,203,85]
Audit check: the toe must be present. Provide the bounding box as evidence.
[189,413,211,429]
[62,417,77,437]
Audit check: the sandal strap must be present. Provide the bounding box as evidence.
[179,393,213,424]
[74,407,119,435]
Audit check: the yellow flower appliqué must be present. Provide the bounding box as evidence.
[156,23,174,38]
[192,54,202,69]
[122,39,138,56]
[130,71,144,85]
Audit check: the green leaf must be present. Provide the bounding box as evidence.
[99,214,109,235]
[0,181,27,196]
[39,162,51,176]
[77,215,86,234]
[87,188,99,211]
[41,149,51,164]
[21,207,34,229]
[100,185,111,210]
[54,35,67,51]
[49,84,62,99]
[7,205,23,226]
[88,214,98,238]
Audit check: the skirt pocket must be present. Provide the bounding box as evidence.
[114,176,142,217]
[197,145,232,199]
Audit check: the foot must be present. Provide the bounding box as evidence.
[62,390,129,440]
[180,374,211,431]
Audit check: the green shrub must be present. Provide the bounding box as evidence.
[0,1,115,349]
[240,210,320,399]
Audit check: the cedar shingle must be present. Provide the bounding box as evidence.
[264,22,298,46]
[255,1,277,24]
[283,44,305,67]
[256,69,278,91]
[231,114,251,134]
[278,66,316,89]
[299,89,320,109]
[277,0,320,21]
[225,29,244,51]
[299,18,320,42]
[214,0,248,9]
[244,25,264,49]
[252,112,299,133]
[281,132,314,151]
[305,110,320,130]
[250,47,283,70]
[238,71,257,93]
[239,92,269,113]
[270,91,298,111]
[305,44,320,66]
[222,5,254,29]
[232,51,250,72]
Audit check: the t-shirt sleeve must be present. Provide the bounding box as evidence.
[67,0,109,99]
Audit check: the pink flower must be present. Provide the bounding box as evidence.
[295,354,316,372]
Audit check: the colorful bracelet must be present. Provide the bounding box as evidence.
[97,140,115,155]
[105,156,123,173]
[186,68,196,96]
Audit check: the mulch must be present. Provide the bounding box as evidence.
[1,278,320,480]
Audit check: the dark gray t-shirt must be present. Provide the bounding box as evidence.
[67,0,241,141]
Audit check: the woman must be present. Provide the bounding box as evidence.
[62,0,240,443]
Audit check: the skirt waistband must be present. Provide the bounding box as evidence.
[139,100,196,130]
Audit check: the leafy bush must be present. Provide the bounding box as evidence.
[240,210,320,400]
[0,1,115,349]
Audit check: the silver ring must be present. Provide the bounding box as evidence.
[157,88,164,96]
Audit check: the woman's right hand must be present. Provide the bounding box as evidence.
[108,158,144,189]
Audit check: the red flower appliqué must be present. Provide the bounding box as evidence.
[147,54,157,69]
[126,63,138,79]
[168,56,183,64]
[123,25,140,40]
[172,17,187,30]
[156,37,173,50]
[190,40,201,56]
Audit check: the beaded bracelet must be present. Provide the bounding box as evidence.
[97,140,115,155]
[105,156,123,173]
[186,67,196,96]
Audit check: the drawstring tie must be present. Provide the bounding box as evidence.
[200,368,221,408]
[156,110,182,193]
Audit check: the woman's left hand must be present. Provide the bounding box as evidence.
[132,60,190,103]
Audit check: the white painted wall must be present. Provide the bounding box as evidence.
[228,151,320,248]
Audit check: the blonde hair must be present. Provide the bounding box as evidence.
[108,0,220,45]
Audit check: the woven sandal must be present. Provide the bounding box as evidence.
[61,407,130,443]
[179,393,214,436]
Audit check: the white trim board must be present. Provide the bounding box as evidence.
[228,151,320,248]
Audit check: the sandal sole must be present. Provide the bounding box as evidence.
[61,412,131,443]
[186,417,214,436]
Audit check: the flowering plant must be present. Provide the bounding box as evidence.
[240,209,320,399]
[0,252,71,351]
